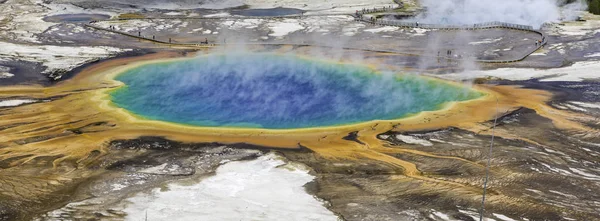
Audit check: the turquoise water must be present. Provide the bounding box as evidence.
[110,53,482,129]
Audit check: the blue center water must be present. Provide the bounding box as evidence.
[110,53,482,129]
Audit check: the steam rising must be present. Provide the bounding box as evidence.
[408,0,587,28]
[110,53,481,129]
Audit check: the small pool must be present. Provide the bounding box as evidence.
[43,14,111,23]
[109,53,482,129]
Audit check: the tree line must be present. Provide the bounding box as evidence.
[589,0,600,15]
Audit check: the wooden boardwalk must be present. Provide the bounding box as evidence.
[353,2,547,63]
[85,0,547,64]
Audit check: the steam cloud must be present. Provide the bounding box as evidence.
[407,0,587,28]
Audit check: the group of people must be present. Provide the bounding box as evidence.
[438,50,454,57]
[87,21,218,46]
[436,50,464,60]
[88,21,117,32]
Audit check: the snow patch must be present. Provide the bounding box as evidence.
[530,52,548,56]
[395,134,433,146]
[378,134,390,140]
[469,37,503,45]
[564,103,588,112]
[114,153,339,221]
[526,188,543,194]
[540,162,574,176]
[430,138,446,143]
[569,168,600,180]
[493,213,517,221]
[543,148,565,155]
[0,66,12,79]
[0,72,13,79]
[430,210,451,220]
[412,28,429,36]
[549,190,577,198]
[584,52,600,58]
[0,41,129,76]
[268,19,304,37]
[445,61,600,82]
[570,101,600,109]
[189,28,204,33]
[165,12,184,16]
[364,26,399,33]
[0,99,36,107]
[459,209,497,221]
[111,183,127,191]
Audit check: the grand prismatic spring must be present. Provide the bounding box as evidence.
[110,53,482,129]
[1,0,600,220]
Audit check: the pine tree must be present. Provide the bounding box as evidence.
[590,0,600,15]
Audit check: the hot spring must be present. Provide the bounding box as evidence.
[109,53,483,129]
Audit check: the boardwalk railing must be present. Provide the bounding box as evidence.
[84,24,218,47]
[361,19,534,31]
[357,17,546,63]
